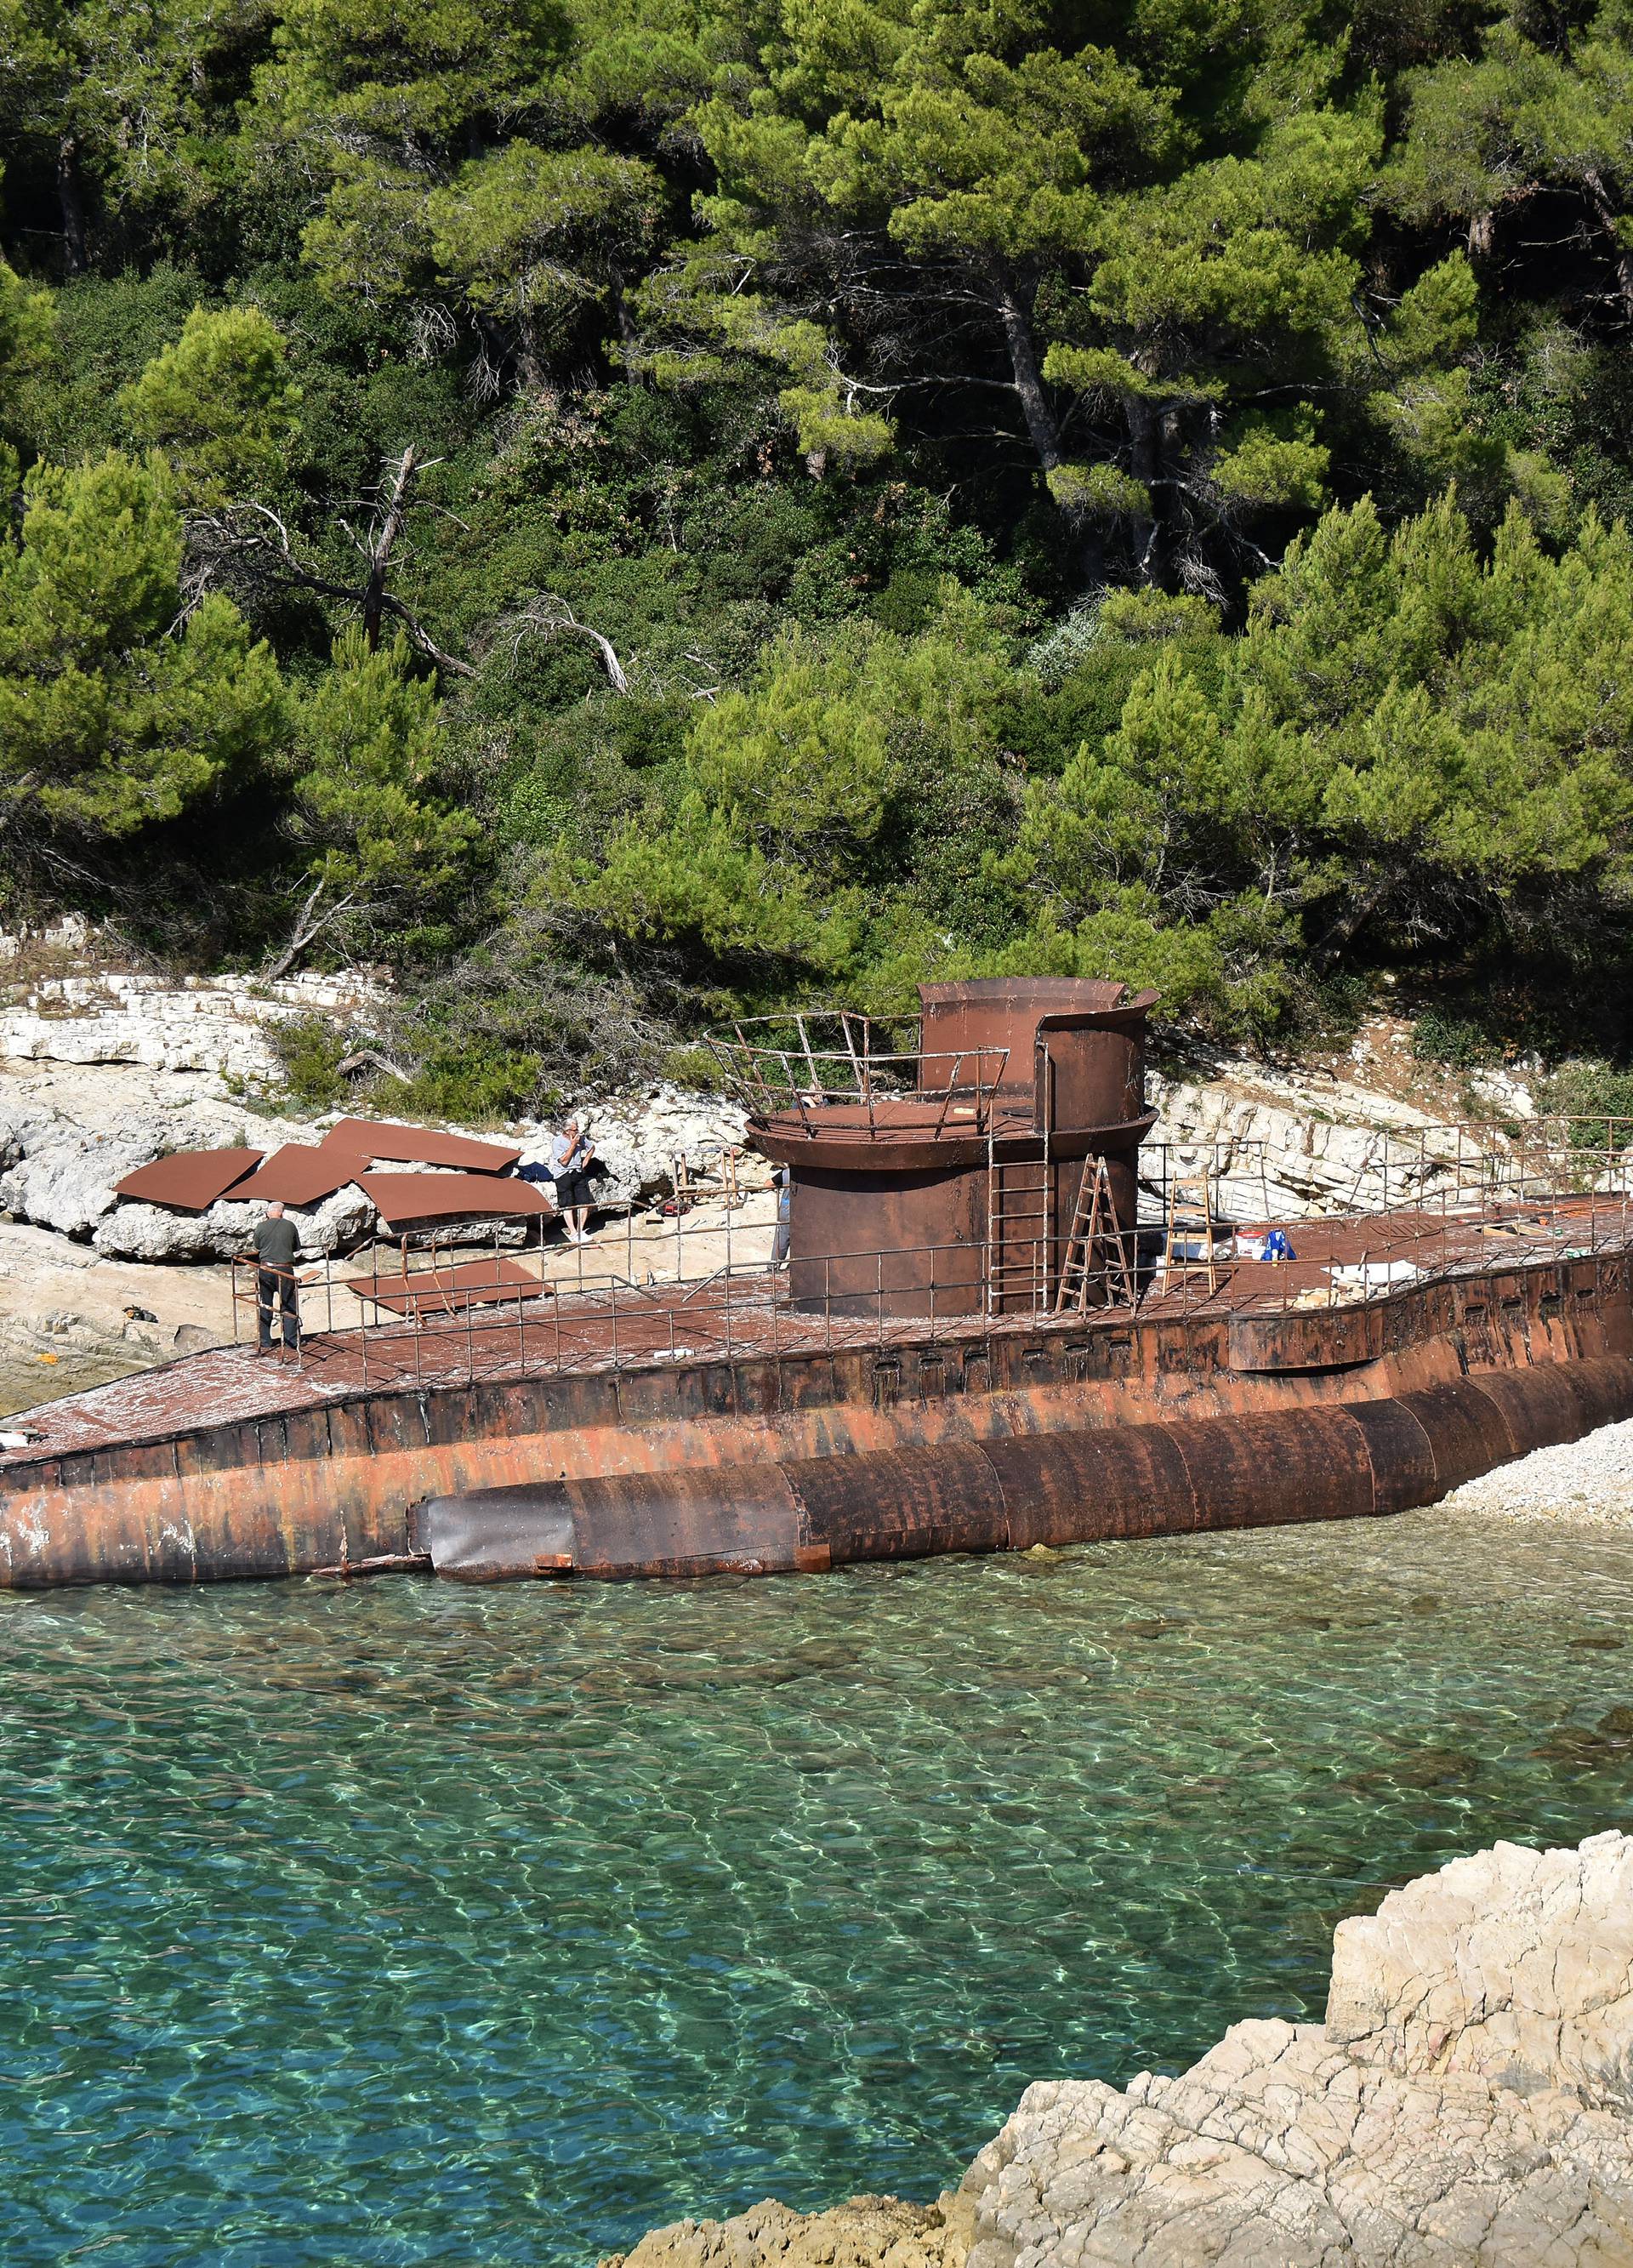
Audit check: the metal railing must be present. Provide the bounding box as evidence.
[223,1116,1633,1389]
[223,1199,1633,1394]
[705,1011,1013,1138]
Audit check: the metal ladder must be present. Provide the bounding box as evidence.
[986,1153,1051,1314]
[1161,1168,1219,1293]
[1055,1154,1137,1313]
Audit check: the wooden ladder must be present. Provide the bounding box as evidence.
[1055,1154,1137,1313]
[986,1158,1051,1314]
[1161,1169,1218,1293]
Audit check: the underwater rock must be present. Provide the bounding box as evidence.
[607,1831,1633,2266]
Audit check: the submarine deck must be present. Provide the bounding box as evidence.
[6,1196,1625,1468]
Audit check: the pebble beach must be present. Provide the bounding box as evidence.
[1441,1416,1633,1525]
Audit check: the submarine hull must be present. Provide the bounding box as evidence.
[1,1242,1629,1587]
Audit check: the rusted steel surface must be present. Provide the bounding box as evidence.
[350,1257,545,1315]
[1396,1378,1515,1494]
[787,1162,987,1316]
[113,1148,265,1211]
[1337,1398,1439,1513]
[410,1484,575,1576]
[754,976,1158,1319]
[321,1118,521,1171]
[231,1144,373,1205]
[1033,1002,1157,1135]
[418,1465,805,1581]
[418,1355,1633,1581]
[356,1171,554,1228]
[4,1225,1627,1466]
[919,978,1137,1097]
[3,1229,1632,1591]
[1228,1304,1390,1372]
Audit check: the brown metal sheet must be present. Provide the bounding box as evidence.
[232,1144,372,1205]
[1228,1305,1387,1373]
[1338,1398,1439,1513]
[563,1462,801,1577]
[1463,1364,1588,1459]
[413,1481,577,1576]
[1552,1353,1633,1433]
[919,978,1130,1097]
[785,1443,1010,1561]
[356,1171,554,1227]
[787,1160,987,1318]
[113,1147,264,1211]
[321,1117,521,1171]
[353,1257,543,1314]
[979,1424,1197,1548]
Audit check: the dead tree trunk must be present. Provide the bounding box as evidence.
[57,136,86,275]
[1584,170,1633,324]
[361,446,419,652]
[994,275,1063,477]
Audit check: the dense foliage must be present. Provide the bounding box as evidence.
[7,0,1633,1103]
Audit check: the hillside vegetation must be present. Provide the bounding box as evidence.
[5,0,1633,1108]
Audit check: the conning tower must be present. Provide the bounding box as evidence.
[713,977,1158,1318]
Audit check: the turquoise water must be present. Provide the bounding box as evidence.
[3,1511,1632,2266]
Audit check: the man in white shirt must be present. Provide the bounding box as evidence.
[549,1120,595,1244]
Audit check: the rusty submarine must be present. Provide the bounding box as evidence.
[3,977,1631,1589]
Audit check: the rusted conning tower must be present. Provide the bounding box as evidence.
[711,978,1158,1318]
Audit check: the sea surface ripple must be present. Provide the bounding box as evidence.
[3,1508,1632,2265]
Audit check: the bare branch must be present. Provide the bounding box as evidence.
[184,447,476,683]
[502,593,630,692]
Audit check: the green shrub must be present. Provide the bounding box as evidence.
[266,1013,354,1113]
[1541,1061,1633,1151]
[386,1042,548,1127]
[1411,1011,1497,1069]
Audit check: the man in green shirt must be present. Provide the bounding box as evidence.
[249,1202,303,1356]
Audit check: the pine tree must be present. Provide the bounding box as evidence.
[0,451,282,874]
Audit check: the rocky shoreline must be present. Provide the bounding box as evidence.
[0,935,760,1414]
[603,1831,1633,2267]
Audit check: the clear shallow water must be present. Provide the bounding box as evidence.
[3,1512,1633,2266]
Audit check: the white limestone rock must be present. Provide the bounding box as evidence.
[93,1200,260,1263]
[958,2030,1633,2268]
[298,1182,377,1257]
[526,1084,753,1211]
[1326,1829,1633,2112]
[0,1135,153,1239]
[952,1830,1633,2268]
[1147,1062,1453,1222]
[92,1185,374,1263]
[0,964,387,1085]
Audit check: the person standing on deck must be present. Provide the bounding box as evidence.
[771,1165,791,1266]
[550,1120,595,1245]
[248,1202,304,1356]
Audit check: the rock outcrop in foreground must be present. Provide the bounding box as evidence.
[606,1832,1633,2268]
